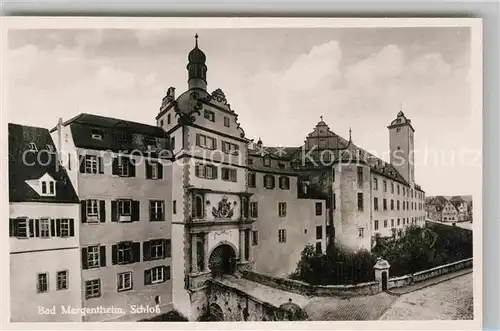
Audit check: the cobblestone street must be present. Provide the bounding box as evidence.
[380,273,473,320]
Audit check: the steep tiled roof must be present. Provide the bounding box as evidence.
[52,113,171,153]
[9,123,79,203]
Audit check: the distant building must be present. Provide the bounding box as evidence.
[8,124,81,322]
[425,195,472,222]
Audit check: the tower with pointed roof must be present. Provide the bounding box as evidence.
[187,34,208,90]
[388,110,415,186]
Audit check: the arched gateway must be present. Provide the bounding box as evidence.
[209,244,237,275]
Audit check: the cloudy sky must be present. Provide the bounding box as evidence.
[7,26,479,196]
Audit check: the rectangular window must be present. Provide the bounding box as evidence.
[278,229,287,243]
[248,173,256,187]
[358,228,364,238]
[204,109,215,122]
[397,185,400,195]
[374,197,379,211]
[383,199,387,211]
[167,113,171,125]
[224,116,230,127]
[279,176,290,190]
[40,218,50,238]
[196,134,216,150]
[118,200,132,217]
[150,200,164,221]
[384,219,388,228]
[195,163,217,180]
[49,181,55,194]
[357,166,363,188]
[40,182,46,194]
[357,193,363,211]
[374,220,379,230]
[315,202,322,216]
[397,219,401,226]
[397,200,400,210]
[391,182,394,194]
[264,175,275,189]
[391,199,394,210]
[86,199,100,223]
[85,279,101,299]
[333,193,336,210]
[278,202,287,217]
[85,155,99,174]
[221,167,237,182]
[87,245,101,269]
[117,242,134,264]
[315,242,322,254]
[383,180,387,192]
[263,156,271,166]
[56,271,68,290]
[391,219,394,227]
[118,272,133,292]
[60,219,70,237]
[37,273,48,293]
[373,177,378,190]
[250,202,258,218]
[252,230,258,246]
[173,200,177,215]
[150,239,166,260]
[316,226,322,240]
[222,141,239,154]
[151,266,165,284]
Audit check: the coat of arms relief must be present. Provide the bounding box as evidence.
[212,196,235,219]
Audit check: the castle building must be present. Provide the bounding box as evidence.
[49,115,173,321]
[8,124,81,322]
[12,35,427,322]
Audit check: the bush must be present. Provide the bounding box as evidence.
[290,243,377,285]
[290,223,473,284]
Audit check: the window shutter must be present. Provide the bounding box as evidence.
[132,200,140,222]
[164,239,171,258]
[196,134,200,146]
[132,242,141,262]
[69,219,75,237]
[98,156,104,174]
[145,160,152,179]
[144,269,152,285]
[100,245,106,267]
[29,219,35,237]
[149,202,155,222]
[128,158,136,178]
[81,248,88,270]
[158,163,163,179]
[79,155,86,173]
[81,200,87,223]
[9,218,15,237]
[111,245,117,265]
[50,219,55,236]
[195,164,200,177]
[56,219,61,237]
[99,200,106,223]
[143,241,151,261]
[271,176,276,188]
[111,201,118,222]
[112,157,119,175]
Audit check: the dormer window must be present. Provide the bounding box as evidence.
[145,137,157,150]
[28,143,38,152]
[263,155,271,167]
[91,129,103,141]
[113,130,128,143]
[46,144,55,153]
[40,180,56,196]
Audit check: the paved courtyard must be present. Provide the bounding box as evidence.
[380,273,473,320]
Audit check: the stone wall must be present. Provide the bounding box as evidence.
[388,258,473,289]
[207,280,291,321]
[241,270,380,297]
